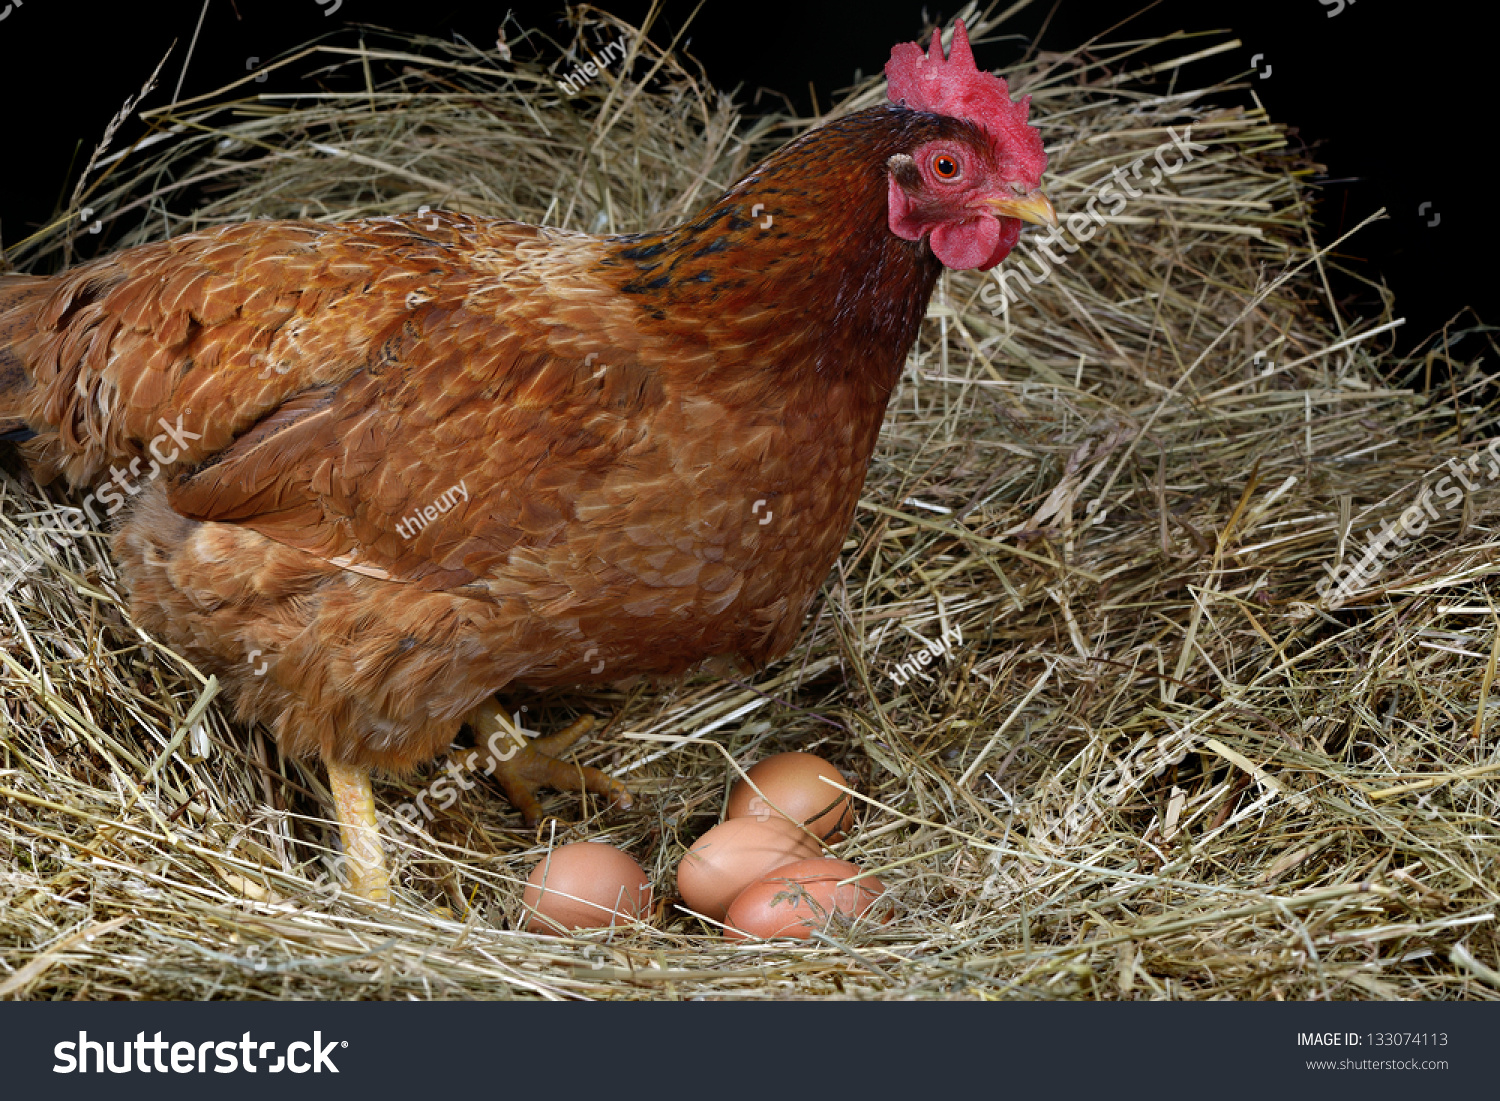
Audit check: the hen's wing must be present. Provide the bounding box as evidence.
[9,212,654,591]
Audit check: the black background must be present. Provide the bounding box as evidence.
[0,1,1492,355]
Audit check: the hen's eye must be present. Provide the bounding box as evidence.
[932,155,961,180]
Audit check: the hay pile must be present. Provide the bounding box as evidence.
[3,3,1499,1000]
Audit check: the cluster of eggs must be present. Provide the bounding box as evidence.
[678,752,886,940]
[519,752,887,940]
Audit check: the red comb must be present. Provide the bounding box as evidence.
[885,19,1046,183]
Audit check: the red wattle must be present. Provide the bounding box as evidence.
[930,216,1017,271]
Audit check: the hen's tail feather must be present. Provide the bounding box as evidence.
[0,274,50,435]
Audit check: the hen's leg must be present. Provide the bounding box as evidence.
[466,698,632,825]
[324,754,391,903]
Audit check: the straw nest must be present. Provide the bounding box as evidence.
[3,3,1499,1000]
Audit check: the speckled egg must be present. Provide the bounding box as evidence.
[724,858,886,941]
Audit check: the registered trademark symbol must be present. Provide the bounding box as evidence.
[341,1041,349,1048]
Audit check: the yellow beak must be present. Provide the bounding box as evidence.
[983,190,1058,227]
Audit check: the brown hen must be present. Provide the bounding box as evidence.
[0,20,1052,902]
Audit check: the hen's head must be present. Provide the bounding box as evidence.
[884,19,1053,271]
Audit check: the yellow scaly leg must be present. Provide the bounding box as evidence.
[324,755,391,903]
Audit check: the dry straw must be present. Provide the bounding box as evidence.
[3,2,1499,1000]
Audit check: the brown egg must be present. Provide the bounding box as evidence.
[724,858,887,941]
[725,752,855,842]
[522,842,653,935]
[676,816,820,922]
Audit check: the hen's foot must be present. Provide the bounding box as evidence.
[464,698,633,826]
[324,754,391,904]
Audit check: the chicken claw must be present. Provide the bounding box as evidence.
[465,698,633,826]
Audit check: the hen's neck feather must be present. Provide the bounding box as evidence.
[603,106,968,399]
